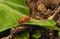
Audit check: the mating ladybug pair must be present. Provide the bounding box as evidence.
[18,16,30,24]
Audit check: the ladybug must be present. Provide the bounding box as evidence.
[18,16,30,24]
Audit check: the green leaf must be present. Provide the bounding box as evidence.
[22,19,57,29]
[0,0,29,15]
[22,19,60,31]
[0,0,29,32]
[28,19,56,26]
[32,32,41,38]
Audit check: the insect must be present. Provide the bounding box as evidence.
[18,16,30,24]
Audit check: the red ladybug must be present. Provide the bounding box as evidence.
[18,16,30,24]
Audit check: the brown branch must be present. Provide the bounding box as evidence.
[1,34,13,39]
[1,26,28,39]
